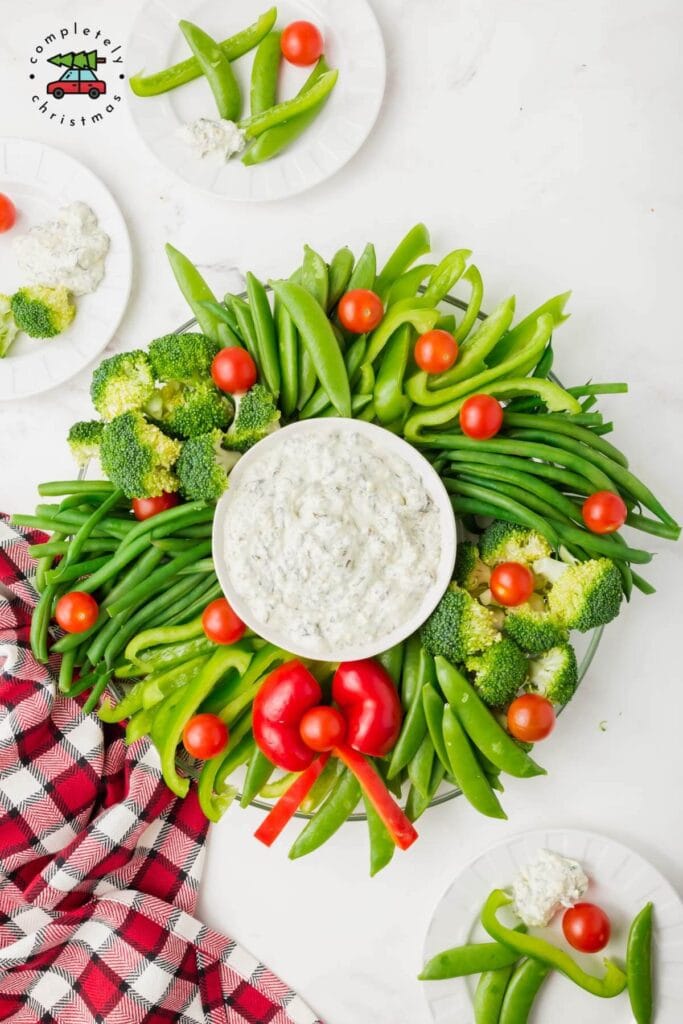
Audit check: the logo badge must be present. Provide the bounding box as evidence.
[29,23,125,125]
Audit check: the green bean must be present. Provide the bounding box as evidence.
[375,224,431,298]
[504,412,629,467]
[631,571,656,595]
[275,297,299,417]
[271,280,350,417]
[66,533,155,599]
[58,649,77,694]
[246,272,280,395]
[446,478,561,547]
[165,244,234,346]
[106,542,212,618]
[289,769,361,859]
[179,20,241,121]
[29,537,118,558]
[62,665,104,699]
[239,71,339,139]
[45,555,110,586]
[327,247,355,309]
[82,671,110,715]
[242,57,331,165]
[363,796,395,876]
[167,579,222,627]
[385,264,436,305]
[499,958,550,1024]
[30,584,57,663]
[452,468,581,526]
[38,480,116,497]
[439,448,595,495]
[11,511,130,539]
[249,30,281,115]
[568,382,628,397]
[443,705,506,818]
[120,500,211,552]
[130,8,276,96]
[240,747,274,807]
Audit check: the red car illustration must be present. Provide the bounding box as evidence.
[47,68,106,99]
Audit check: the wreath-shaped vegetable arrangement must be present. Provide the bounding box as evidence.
[15,225,679,875]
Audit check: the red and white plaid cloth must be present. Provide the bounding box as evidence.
[0,517,323,1024]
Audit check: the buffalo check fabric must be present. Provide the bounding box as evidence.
[0,518,322,1024]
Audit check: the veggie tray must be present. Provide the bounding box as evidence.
[14,224,680,875]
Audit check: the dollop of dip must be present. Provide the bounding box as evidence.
[179,117,247,160]
[223,429,442,653]
[512,848,589,927]
[13,201,109,296]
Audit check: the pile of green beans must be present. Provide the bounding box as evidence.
[129,7,339,165]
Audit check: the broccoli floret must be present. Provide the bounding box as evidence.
[10,285,75,339]
[465,637,528,709]
[176,430,240,501]
[0,294,19,358]
[91,350,155,421]
[479,520,552,567]
[148,332,219,382]
[532,555,574,591]
[147,380,232,439]
[224,383,280,453]
[528,642,578,705]
[100,412,181,498]
[547,558,622,632]
[454,541,491,593]
[67,420,104,467]
[420,583,500,663]
[504,597,568,654]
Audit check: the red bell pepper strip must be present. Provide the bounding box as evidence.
[254,753,330,847]
[334,744,418,851]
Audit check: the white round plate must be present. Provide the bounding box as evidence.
[423,828,683,1024]
[212,418,457,662]
[0,138,132,401]
[126,0,385,201]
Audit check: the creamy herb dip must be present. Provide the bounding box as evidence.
[179,118,246,160]
[13,201,109,296]
[224,429,442,651]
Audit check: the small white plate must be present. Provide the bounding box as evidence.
[0,138,132,401]
[126,0,386,201]
[212,418,457,662]
[423,828,683,1024]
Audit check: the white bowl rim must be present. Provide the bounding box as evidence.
[212,417,457,662]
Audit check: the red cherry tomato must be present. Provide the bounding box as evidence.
[507,693,556,742]
[299,706,346,752]
[0,193,16,233]
[414,329,459,374]
[582,491,627,534]
[201,598,246,645]
[55,591,99,634]
[182,713,229,760]
[211,347,258,394]
[253,660,322,771]
[132,491,180,521]
[332,660,403,757]
[459,394,504,440]
[490,562,535,607]
[281,20,324,66]
[562,903,611,953]
[337,289,384,334]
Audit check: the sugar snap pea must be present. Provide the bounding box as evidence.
[406,734,434,798]
[442,705,506,818]
[229,295,259,361]
[249,30,281,116]
[627,902,654,1024]
[239,71,339,140]
[246,272,280,395]
[346,243,377,294]
[327,247,355,309]
[363,795,396,876]
[242,57,331,165]
[422,684,451,772]
[289,769,361,859]
[499,958,550,1024]
[474,963,517,1023]
[297,246,329,406]
[375,224,431,298]
[241,747,274,807]
[274,297,299,418]
[420,932,525,981]
[179,20,241,121]
[165,244,234,346]
[374,324,413,425]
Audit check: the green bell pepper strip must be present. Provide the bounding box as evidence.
[215,714,255,789]
[249,30,281,116]
[216,644,288,724]
[125,706,156,745]
[365,306,439,366]
[275,297,299,417]
[481,889,627,998]
[499,958,550,1024]
[260,771,300,798]
[130,8,276,96]
[474,962,518,1024]
[449,264,484,344]
[422,249,471,305]
[230,295,259,362]
[124,615,205,667]
[165,244,234,346]
[161,644,253,797]
[246,272,280,396]
[328,247,355,309]
[355,400,376,422]
[357,361,375,395]
[123,636,215,677]
[374,324,413,425]
[376,641,404,684]
[240,747,274,808]
[288,769,361,859]
[422,684,451,772]
[435,659,546,778]
[436,313,456,333]
[198,730,247,822]
[141,655,208,711]
[242,57,331,165]
[375,224,431,298]
[346,243,377,293]
[487,291,571,366]
[363,796,395,876]
[442,705,506,819]
[239,71,339,139]
[271,280,351,417]
[627,902,654,1024]
[385,264,437,305]
[406,733,434,798]
[420,929,526,980]
[179,21,241,121]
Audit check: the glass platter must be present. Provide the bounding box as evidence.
[88,289,603,820]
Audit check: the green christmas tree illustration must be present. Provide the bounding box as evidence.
[47,50,106,71]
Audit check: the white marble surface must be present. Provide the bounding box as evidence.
[1,1,683,1021]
